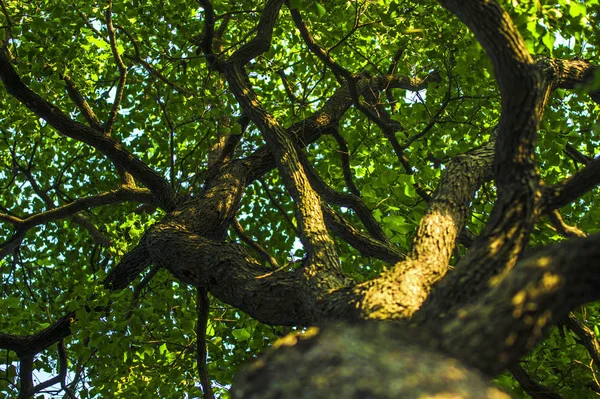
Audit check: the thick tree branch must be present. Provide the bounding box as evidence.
[0,47,176,209]
[538,57,600,103]
[0,313,73,357]
[223,0,345,287]
[353,137,496,319]
[418,55,600,317]
[437,233,600,375]
[17,355,33,399]
[243,72,440,183]
[196,287,215,399]
[322,206,404,264]
[228,0,284,65]
[231,322,511,398]
[298,150,387,242]
[542,155,600,211]
[417,0,553,319]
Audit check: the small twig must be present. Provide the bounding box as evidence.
[330,129,360,196]
[117,25,195,96]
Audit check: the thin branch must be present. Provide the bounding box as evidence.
[547,210,587,238]
[59,340,77,399]
[0,213,23,224]
[198,0,217,70]
[564,313,600,371]
[286,4,433,200]
[32,341,72,395]
[118,25,196,96]
[62,74,103,131]
[509,363,564,399]
[0,229,27,263]
[322,206,404,264]
[124,265,161,320]
[233,218,279,268]
[330,129,360,197]
[542,155,600,211]
[21,187,154,229]
[17,162,112,246]
[564,142,591,166]
[104,3,127,135]
[0,186,152,261]
[0,47,176,209]
[157,95,176,187]
[0,313,73,357]
[259,179,298,235]
[402,95,452,149]
[297,149,387,242]
[287,2,352,85]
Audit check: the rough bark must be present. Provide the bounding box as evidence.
[3,0,600,397]
[232,322,510,399]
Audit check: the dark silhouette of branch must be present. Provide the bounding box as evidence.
[0,47,175,209]
[196,287,215,399]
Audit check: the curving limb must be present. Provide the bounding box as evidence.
[0,47,176,210]
[437,233,600,375]
[222,0,345,287]
[0,187,154,261]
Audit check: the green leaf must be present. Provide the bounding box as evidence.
[232,328,252,341]
[314,2,326,17]
[542,33,555,52]
[569,3,586,17]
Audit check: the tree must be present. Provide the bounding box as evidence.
[1,0,600,397]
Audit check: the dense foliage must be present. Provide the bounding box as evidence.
[1,0,600,397]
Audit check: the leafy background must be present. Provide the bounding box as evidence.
[1,0,600,397]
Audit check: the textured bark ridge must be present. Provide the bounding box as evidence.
[3,0,600,397]
[232,323,510,399]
